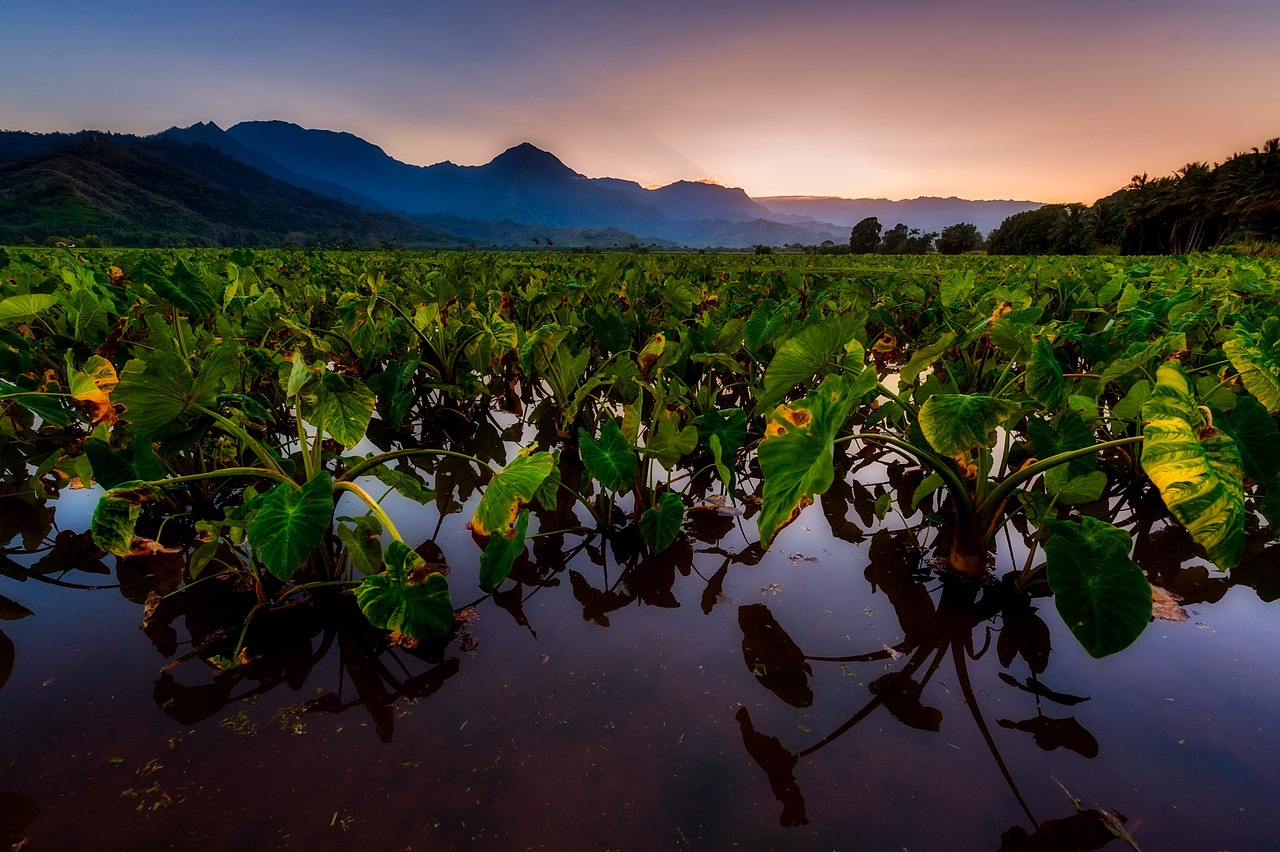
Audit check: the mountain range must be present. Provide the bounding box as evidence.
[0,120,1045,249]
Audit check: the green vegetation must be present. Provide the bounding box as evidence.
[1,246,1277,664]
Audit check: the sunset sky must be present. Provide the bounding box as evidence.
[4,0,1278,203]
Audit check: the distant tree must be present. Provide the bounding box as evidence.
[879,223,936,254]
[849,217,882,253]
[878,222,910,254]
[935,222,982,254]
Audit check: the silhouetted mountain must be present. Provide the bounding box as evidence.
[220,122,841,246]
[0,136,463,247]
[0,119,1049,248]
[159,122,387,210]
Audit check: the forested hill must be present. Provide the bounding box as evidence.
[987,137,1280,254]
[0,135,465,248]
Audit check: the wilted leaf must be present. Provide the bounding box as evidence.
[1141,362,1245,569]
[757,375,857,548]
[1151,585,1189,622]
[471,449,554,537]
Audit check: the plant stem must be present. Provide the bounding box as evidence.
[332,481,404,542]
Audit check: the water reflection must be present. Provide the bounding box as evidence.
[731,529,1132,844]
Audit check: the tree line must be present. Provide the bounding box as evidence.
[987,136,1280,254]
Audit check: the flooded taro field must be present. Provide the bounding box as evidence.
[4,248,1280,850]
[3,411,1280,851]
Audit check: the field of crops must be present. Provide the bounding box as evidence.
[2,246,1279,847]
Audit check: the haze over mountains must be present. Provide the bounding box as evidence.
[0,120,1044,248]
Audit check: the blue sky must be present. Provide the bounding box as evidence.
[4,0,1279,202]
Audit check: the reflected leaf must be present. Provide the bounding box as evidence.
[996,673,1090,706]
[738,604,813,708]
[569,570,634,627]
[491,583,537,637]
[865,530,934,641]
[997,604,1052,676]
[999,808,1128,851]
[868,670,942,732]
[699,558,731,615]
[0,595,32,621]
[997,715,1099,758]
[735,707,808,827]
[30,529,109,576]
[0,790,39,842]
[0,630,12,695]
[153,672,236,725]
[0,496,53,550]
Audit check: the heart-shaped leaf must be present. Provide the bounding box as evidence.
[247,473,334,581]
[304,372,376,448]
[579,421,637,493]
[356,540,454,640]
[918,393,1018,456]
[1045,516,1151,658]
[1223,320,1280,413]
[639,492,685,554]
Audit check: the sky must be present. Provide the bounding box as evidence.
[3,0,1279,203]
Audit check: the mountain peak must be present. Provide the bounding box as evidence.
[487,142,580,179]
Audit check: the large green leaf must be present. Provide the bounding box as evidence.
[1213,394,1280,484]
[1223,322,1280,413]
[479,509,529,592]
[130,256,217,318]
[899,331,956,386]
[645,416,698,469]
[639,491,685,554]
[1045,516,1151,658]
[579,421,637,493]
[356,540,454,640]
[918,394,1018,456]
[471,449,554,537]
[757,315,863,412]
[1023,336,1063,408]
[304,372,376,448]
[336,514,384,577]
[757,375,857,547]
[247,474,334,581]
[1141,363,1246,569]
[700,407,748,492]
[0,294,59,325]
[114,344,239,435]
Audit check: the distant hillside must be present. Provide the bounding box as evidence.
[0,119,1060,249]
[0,136,463,247]
[756,196,1045,238]
[220,121,841,247]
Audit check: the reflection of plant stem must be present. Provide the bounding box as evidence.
[952,641,1037,827]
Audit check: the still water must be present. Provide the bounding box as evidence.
[2,445,1279,850]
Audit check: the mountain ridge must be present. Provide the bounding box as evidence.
[0,120,1047,247]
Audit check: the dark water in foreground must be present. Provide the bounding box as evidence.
[3,479,1280,851]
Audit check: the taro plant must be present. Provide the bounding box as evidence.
[751,301,1277,658]
[88,343,555,667]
